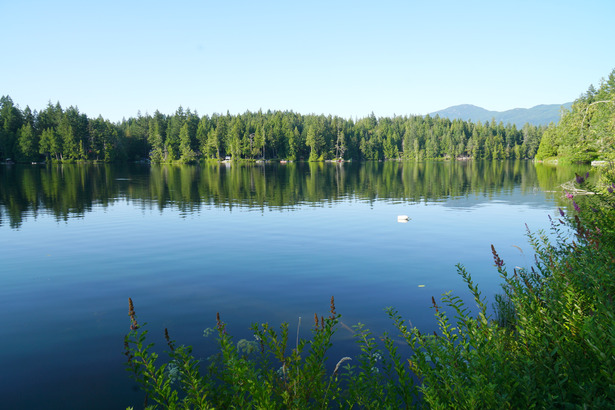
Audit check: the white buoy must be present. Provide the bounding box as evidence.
[397,215,410,223]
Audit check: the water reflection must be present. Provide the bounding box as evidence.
[0,160,589,228]
[0,159,592,409]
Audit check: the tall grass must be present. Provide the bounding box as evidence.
[125,173,615,409]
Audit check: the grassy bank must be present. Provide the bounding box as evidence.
[124,171,615,409]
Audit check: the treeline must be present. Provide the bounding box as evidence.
[0,96,545,163]
[536,68,615,162]
[0,99,125,163]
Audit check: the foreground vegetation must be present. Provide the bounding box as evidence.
[124,168,615,408]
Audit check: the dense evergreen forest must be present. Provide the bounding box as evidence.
[0,96,546,164]
[536,68,615,163]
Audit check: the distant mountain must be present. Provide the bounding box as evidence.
[429,103,573,127]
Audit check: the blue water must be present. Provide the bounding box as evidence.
[0,161,582,409]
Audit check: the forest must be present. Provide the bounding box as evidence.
[0,96,545,164]
[536,68,615,163]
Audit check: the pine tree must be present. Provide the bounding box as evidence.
[148,119,164,162]
[39,127,61,161]
[58,115,77,161]
[179,123,196,163]
[17,123,38,161]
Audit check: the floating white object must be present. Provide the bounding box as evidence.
[397,215,410,223]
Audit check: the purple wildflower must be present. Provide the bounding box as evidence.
[491,244,504,268]
[608,186,613,194]
[573,200,580,212]
[575,174,585,184]
[565,191,574,199]
[585,172,590,179]
[558,208,565,217]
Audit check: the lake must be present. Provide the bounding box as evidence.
[0,160,588,409]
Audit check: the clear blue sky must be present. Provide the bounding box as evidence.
[2,0,614,122]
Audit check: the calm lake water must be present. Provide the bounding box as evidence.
[0,160,588,409]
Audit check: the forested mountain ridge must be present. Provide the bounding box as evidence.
[536,68,615,163]
[430,102,573,127]
[0,97,545,164]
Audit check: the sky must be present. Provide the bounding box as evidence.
[2,0,614,122]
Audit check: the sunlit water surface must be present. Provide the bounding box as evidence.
[0,161,587,409]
